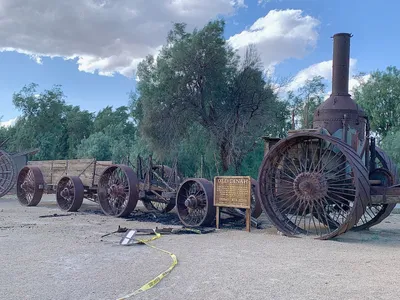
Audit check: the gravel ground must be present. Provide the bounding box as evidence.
[1,194,400,300]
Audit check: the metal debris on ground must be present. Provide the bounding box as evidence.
[38,213,73,218]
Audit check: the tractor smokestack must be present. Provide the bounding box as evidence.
[313,32,366,142]
[331,33,351,96]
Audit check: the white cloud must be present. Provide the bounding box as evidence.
[227,9,320,70]
[283,58,367,94]
[1,3,320,80]
[0,117,17,128]
[0,0,244,78]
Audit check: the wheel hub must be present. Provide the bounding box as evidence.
[293,172,328,201]
[20,180,31,192]
[108,184,124,198]
[60,187,70,199]
[185,195,199,209]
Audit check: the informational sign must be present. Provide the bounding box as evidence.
[213,176,252,232]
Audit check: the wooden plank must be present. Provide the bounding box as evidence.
[93,161,113,185]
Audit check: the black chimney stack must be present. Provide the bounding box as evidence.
[331,33,352,96]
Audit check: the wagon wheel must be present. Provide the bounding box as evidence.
[0,150,16,198]
[257,132,369,239]
[98,164,139,217]
[176,178,216,227]
[352,147,398,231]
[56,176,84,212]
[16,166,44,206]
[142,165,180,213]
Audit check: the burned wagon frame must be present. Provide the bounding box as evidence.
[16,155,263,227]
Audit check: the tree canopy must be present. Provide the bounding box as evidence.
[133,20,289,174]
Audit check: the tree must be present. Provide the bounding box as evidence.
[353,66,400,138]
[134,20,289,174]
[288,76,326,129]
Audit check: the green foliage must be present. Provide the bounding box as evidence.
[287,76,326,129]
[134,21,289,174]
[353,66,400,138]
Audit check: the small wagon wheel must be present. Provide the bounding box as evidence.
[56,176,84,212]
[176,178,216,227]
[16,166,44,206]
[352,147,398,231]
[98,164,139,217]
[257,132,370,239]
[0,150,16,198]
[142,165,180,213]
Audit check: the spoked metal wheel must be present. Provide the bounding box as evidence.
[352,147,398,231]
[16,166,44,206]
[142,165,180,213]
[257,132,369,239]
[0,150,16,198]
[98,164,139,217]
[176,178,216,227]
[56,176,84,212]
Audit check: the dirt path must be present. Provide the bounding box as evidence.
[1,195,400,300]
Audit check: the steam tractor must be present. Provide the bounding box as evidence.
[257,33,399,239]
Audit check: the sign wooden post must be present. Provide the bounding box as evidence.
[213,176,252,232]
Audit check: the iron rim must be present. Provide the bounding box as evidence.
[98,164,139,217]
[56,176,84,212]
[176,178,216,227]
[257,132,370,239]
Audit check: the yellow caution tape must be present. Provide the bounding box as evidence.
[116,230,178,300]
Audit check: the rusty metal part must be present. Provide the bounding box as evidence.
[257,132,370,239]
[176,178,216,227]
[313,33,367,142]
[0,150,16,198]
[56,176,84,212]
[97,164,139,217]
[352,147,398,230]
[142,165,180,213]
[16,166,44,206]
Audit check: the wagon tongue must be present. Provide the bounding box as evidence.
[313,33,366,137]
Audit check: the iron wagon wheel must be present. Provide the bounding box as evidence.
[98,164,139,218]
[352,147,398,231]
[257,132,370,239]
[142,165,180,213]
[232,178,262,219]
[176,178,216,227]
[16,166,44,206]
[56,176,84,212]
[0,150,16,198]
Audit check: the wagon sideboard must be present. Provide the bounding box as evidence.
[27,159,113,188]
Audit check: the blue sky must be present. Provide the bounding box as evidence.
[1,0,399,126]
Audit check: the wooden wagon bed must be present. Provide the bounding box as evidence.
[27,159,113,188]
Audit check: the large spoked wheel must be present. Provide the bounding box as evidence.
[16,166,45,206]
[142,165,180,213]
[176,178,216,227]
[257,132,370,240]
[56,176,84,212]
[98,164,139,217]
[0,150,16,198]
[352,147,398,231]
